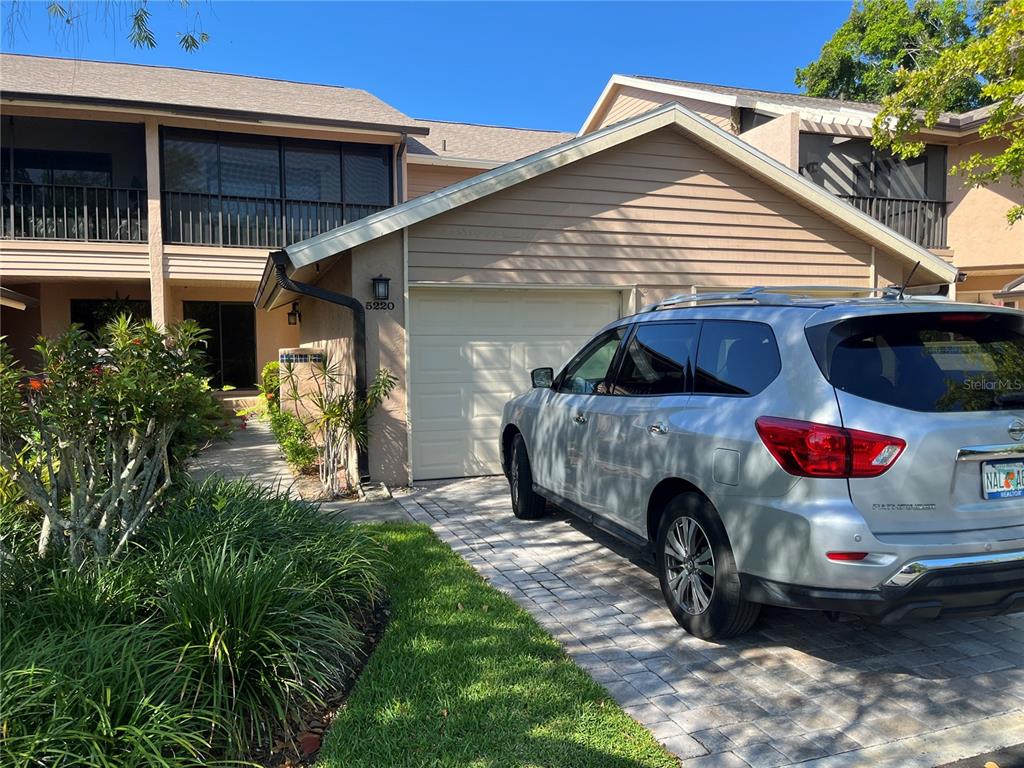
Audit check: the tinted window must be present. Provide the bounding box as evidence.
[559,330,623,395]
[614,322,697,396]
[819,312,1024,412]
[695,321,781,396]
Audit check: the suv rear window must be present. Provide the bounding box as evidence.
[811,311,1024,412]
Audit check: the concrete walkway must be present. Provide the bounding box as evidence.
[189,422,410,522]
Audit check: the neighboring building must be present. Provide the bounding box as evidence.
[258,104,959,484]
[580,74,1023,305]
[0,54,570,382]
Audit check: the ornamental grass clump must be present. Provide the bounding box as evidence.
[0,478,387,766]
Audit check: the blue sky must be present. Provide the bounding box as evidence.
[2,1,850,132]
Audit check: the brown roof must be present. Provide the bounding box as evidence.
[0,53,427,134]
[408,119,574,163]
[633,75,995,128]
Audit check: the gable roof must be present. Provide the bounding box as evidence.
[580,74,997,135]
[0,53,428,135]
[408,119,574,167]
[256,101,960,309]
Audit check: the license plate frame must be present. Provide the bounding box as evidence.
[981,459,1024,500]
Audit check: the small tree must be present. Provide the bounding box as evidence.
[0,316,212,566]
[282,360,396,498]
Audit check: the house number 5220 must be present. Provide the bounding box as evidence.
[365,300,395,311]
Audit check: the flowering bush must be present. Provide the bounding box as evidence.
[0,316,217,566]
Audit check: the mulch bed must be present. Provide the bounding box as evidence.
[248,600,392,767]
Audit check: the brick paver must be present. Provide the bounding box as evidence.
[396,477,1024,767]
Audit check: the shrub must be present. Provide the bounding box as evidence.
[0,316,220,566]
[0,478,386,763]
[259,360,281,411]
[268,407,318,473]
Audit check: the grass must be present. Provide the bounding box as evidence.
[1,478,385,766]
[319,524,677,768]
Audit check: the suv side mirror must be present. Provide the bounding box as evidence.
[531,367,554,388]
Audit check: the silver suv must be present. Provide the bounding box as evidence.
[500,288,1024,639]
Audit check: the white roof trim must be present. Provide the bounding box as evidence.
[265,101,957,303]
[406,153,501,170]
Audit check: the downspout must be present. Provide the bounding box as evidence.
[395,133,407,204]
[271,250,370,480]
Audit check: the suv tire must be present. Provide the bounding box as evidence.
[656,492,759,640]
[510,434,546,520]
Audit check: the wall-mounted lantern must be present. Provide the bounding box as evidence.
[371,275,391,302]
[287,301,302,326]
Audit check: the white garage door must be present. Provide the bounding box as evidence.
[409,288,621,480]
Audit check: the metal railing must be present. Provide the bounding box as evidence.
[839,195,948,249]
[162,191,388,248]
[1,182,147,242]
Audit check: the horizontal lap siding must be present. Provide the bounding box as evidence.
[407,164,483,199]
[164,251,267,281]
[0,244,150,279]
[599,87,734,133]
[408,127,873,290]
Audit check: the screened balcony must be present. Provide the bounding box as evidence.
[1,116,148,243]
[161,129,393,248]
[799,134,949,249]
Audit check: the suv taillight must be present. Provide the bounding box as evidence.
[755,416,905,478]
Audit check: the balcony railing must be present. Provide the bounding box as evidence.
[162,191,388,248]
[1,182,147,242]
[839,195,948,250]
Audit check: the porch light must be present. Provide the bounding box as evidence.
[372,275,391,301]
[287,301,301,326]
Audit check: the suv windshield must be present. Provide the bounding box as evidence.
[809,311,1024,412]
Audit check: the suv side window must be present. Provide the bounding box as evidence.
[613,322,699,396]
[557,328,624,395]
[694,320,781,396]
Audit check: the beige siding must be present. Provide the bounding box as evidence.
[408,127,875,299]
[163,246,269,281]
[596,86,734,133]
[407,164,483,199]
[947,137,1024,271]
[0,241,150,280]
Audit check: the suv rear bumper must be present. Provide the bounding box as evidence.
[741,557,1024,624]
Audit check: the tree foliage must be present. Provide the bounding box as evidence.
[3,0,210,53]
[873,0,1024,224]
[796,0,986,111]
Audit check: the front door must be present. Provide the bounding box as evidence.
[182,301,257,388]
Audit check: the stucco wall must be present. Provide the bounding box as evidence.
[36,280,151,337]
[298,233,409,486]
[947,137,1024,271]
[407,126,883,297]
[741,113,800,171]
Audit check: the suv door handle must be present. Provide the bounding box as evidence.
[648,422,667,435]
[574,413,588,424]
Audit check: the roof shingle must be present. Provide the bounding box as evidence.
[408,119,574,164]
[0,53,426,133]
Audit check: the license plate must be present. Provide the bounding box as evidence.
[982,460,1024,499]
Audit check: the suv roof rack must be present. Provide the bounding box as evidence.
[642,285,895,312]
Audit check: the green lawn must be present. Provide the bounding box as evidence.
[318,524,677,768]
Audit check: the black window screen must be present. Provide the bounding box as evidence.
[343,145,391,205]
[614,323,698,396]
[695,321,781,396]
[220,136,280,198]
[285,141,342,202]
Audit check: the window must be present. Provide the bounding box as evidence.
[613,322,698,396]
[813,312,1024,412]
[558,329,624,395]
[70,298,151,336]
[695,321,781,396]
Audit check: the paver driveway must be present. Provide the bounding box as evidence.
[396,477,1024,768]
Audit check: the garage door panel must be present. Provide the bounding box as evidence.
[410,288,620,480]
